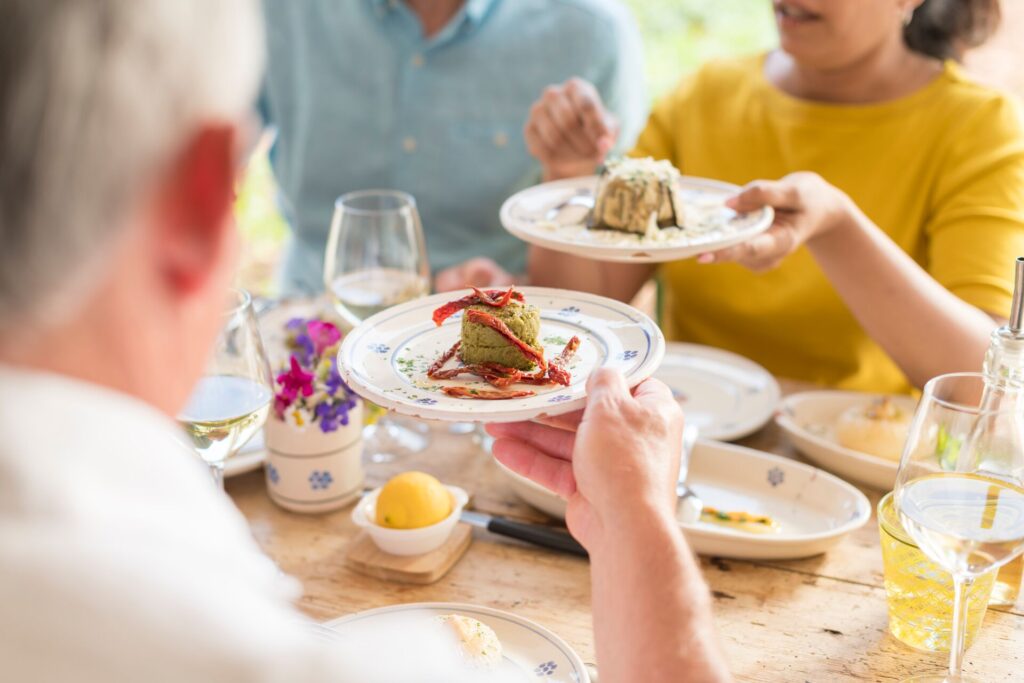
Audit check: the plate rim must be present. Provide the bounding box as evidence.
[656,341,781,441]
[337,286,665,423]
[499,174,774,264]
[323,601,589,682]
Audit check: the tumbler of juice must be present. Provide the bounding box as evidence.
[878,491,996,651]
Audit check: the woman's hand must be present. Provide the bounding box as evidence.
[700,172,854,272]
[485,370,682,552]
[524,78,618,181]
[434,257,518,293]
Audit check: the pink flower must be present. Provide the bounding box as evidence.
[276,355,314,404]
[307,320,341,355]
[273,394,291,419]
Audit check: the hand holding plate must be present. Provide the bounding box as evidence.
[698,171,854,272]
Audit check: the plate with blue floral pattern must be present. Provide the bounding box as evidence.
[338,287,664,423]
[496,440,872,560]
[324,602,589,683]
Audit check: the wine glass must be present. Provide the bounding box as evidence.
[894,373,1024,683]
[324,189,432,462]
[178,289,273,488]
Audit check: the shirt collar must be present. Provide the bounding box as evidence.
[370,0,496,26]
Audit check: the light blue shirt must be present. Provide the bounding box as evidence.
[260,0,646,295]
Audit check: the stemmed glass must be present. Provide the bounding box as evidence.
[178,289,274,488]
[894,373,1024,683]
[324,189,431,462]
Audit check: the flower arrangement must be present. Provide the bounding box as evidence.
[273,318,359,432]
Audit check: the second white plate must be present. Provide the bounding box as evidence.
[654,342,779,441]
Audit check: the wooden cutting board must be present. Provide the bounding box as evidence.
[344,523,472,585]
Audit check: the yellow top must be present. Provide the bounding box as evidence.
[634,54,1024,393]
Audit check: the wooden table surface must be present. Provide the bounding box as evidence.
[227,381,1024,682]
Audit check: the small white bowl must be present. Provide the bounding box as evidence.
[352,484,469,556]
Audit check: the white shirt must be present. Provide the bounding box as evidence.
[0,366,344,682]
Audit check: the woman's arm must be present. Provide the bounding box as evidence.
[529,246,654,302]
[709,173,997,388]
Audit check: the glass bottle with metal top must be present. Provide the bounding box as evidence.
[979,256,1024,606]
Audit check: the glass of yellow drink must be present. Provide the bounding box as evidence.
[878,491,996,651]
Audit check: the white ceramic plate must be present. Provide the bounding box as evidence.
[324,602,588,683]
[496,440,871,560]
[776,390,918,491]
[338,287,664,423]
[654,342,779,441]
[500,174,774,263]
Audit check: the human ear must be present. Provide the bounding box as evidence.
[153,124,240,293]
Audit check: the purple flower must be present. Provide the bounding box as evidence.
[291,332,316,368]
[285,317,305,331]
[314,398,356,433]
[324,359,351,397]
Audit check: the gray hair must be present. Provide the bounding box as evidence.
[0,0,264,329]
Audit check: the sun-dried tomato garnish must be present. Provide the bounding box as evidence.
[427,341,462,378]
[431,287,524,326]
[546,336,580,386]
[442,386,536,400]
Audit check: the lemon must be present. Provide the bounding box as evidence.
[375,471,452,529]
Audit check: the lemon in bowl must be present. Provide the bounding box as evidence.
[353,472,468,556]
[376,471,453,529]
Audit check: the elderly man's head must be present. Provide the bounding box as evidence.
[0,0,263,413]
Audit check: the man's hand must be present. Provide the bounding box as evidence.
[434,257,518,293]
[486,369,682,552]
[699,172,854,272]
[524,78,618,182]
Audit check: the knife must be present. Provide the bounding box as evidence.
[460,510,588,558]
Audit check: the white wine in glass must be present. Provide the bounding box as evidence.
[894,373,1024,683]
[324,189,432,462]
[329,267,429,326]
[324,190,431,329]
[178,289,273,487]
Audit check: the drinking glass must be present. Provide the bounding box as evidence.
[894,373,1024,683]
[324,190,432,462]
[178,289,273,488]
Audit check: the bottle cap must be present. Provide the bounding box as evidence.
[1011,257,1024,335]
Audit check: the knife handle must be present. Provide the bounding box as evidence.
[487,517,588,558]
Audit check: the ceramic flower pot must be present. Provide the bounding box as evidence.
[264,401,364,513]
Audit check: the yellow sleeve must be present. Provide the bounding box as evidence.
[926,94,1024,316]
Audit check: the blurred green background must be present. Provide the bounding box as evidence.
[234,1,777,294]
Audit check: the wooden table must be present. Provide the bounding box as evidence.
[228,381,1024,681]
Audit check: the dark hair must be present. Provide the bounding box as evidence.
[904,0,1002,61]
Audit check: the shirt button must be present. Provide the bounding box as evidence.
[410,53,425,68]
[402,136,417,153]
[493,131,509,148]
